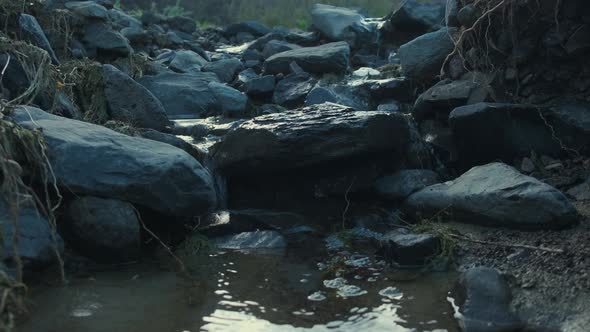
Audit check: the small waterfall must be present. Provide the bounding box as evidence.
[206,158,229,210]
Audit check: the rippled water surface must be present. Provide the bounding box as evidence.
[18,248,458,332]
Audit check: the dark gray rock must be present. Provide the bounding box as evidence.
[262,40,301,59]
[10,107,218,218]
[405,163,579,229]
[398,27,457,82]
[225,21,271,38]
[244,75,275,96]
[457,4,479,27]
[138,72,220,118]
[213,230,287,250]
[310,4,379,48]
[109,9,142,29]
[65,1,109,19]
[451,267,523,332]
[208,82,248,117]
[272,73,316,108]
[120,26,149,43]
[18,14,59,64]
[138,128,205,162]
[305,86,339,106]
[389,0,446,34]
[369,77,415,103]
[264,41,350,75]
[102,64,170,130]
[211,103,431,175]
[0,201,63,268]
[167,16,197,34]
[445,0,460,27]
[201,209,306,237]
[380,230,441,266]
[305,84,369,111]
[284,31,320,46]
[202,58,244,83]
[375,169,440,200]
[168,50,208,73]
[65,196,140,262]
[83,23,132,57]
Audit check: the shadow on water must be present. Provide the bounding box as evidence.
[17,245,459,332]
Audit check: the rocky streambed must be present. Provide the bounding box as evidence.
[1,0,590,331]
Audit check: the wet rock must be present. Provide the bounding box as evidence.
[208,82,248,117]
[214,230,287,250]
[405,162,579,229]
[379,230,441,266]
[65,196,140,262]
[262,40,301,59]
[138,72,220,118]
[451,267,523,332]
[374,169,440,200]
[18,14,59,65]
[398,27,457,82]
[102,64,170,130]
[377,102,401,113]
[0,201,64,269]
[272,73,316,108]
[225,21,271,38]
[310,4,379,48]
[389,0,446,34]
[10,107,218,218]
[65,1,109,20]
[211,103,431,175]
[449,101,590,165]
[202,58,244,83]
[264,41,350,75]
[83,22,132,57]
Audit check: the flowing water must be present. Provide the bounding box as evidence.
[17,243,459,332]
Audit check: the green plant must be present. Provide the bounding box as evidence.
[162,0,192,17]
[296,18,309,31]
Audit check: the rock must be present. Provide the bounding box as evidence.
[369,77,416,103]
[121,26,148,43]
[201,209,306,237]
[446,0,460,27]
[264,41,350,75]
[399,27,457,82]
[285,31,320,46]
[377,102,401,113]
[225,21,271,38]
[166,16,197,34]
[413,74,492,121]
[83,23,132,57]
[305,86,339,106]
[138,129,205,162]
[10,107,218,218]
[65,1,109,19]
[404,163,579,229]
[520,157,536,173]
[18,14,59,64]
[213,230,287,250]
[451,267,523,332]
[310,4,379,48]
[262,40,301,59]
[208,82,248,117]
[102,64,170,130]
[65,197,140,262]
[375,169,440,200]
[168,50,208,73]
[389,0,446,34]
[109,9,142,29]
[567,181,590,201]
[211,103,431,175]
[457,4,479,27]
[272,73,316,107]
[449,101,590,164]
[202,58,244,83]
[305,83,369,111]
[138,72,220,118]
[379,230,441,266]
[244,75,275,96]
[0,201,63,268]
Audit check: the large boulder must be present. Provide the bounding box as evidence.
[18,14,59,64]
[65,1,109,20]
[404,163,578,229]
[64,196,140,262]
[9,107,218,218]
[451,267,523,332]
[398,27,457,82]
[211,103,431,176]
[208,82,248,117]
[82,22,132,57]
[449,101,590,165]
[310,4,379,48]
[389,0,446,34]
[0,201,63,268]
[264,42,350,75]
[102,64,170,130]
[202,58,244,83]
[138,72,220,118]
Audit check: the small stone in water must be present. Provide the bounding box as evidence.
[337,285,368,298]
[307,291,327,302]
[323,277,347,289]
[379,286,404,300]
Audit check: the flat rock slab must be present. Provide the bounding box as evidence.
[264,41,350,75]
[404,162,578,229]
[211,102,429,176]
[10,107,217,218]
